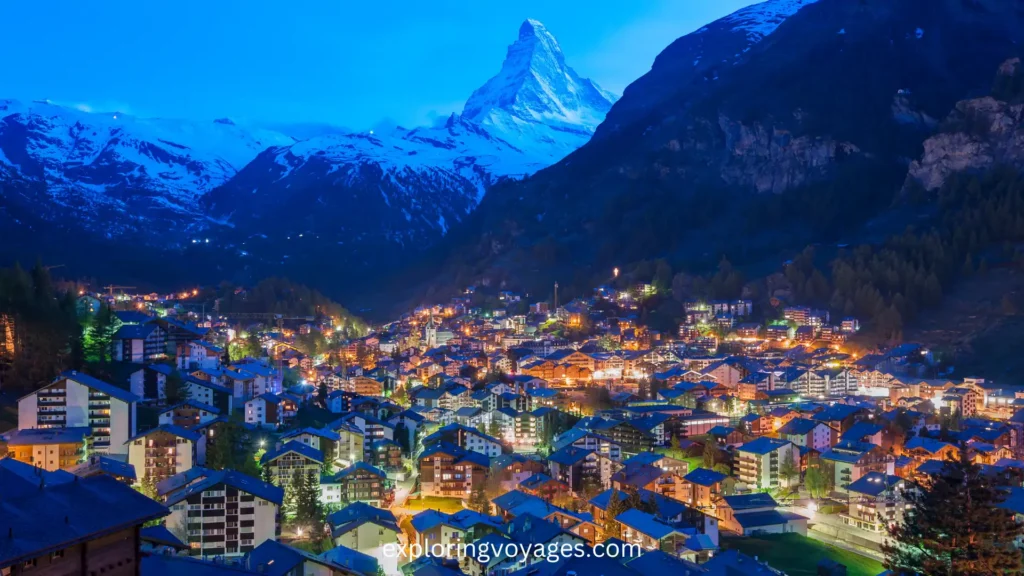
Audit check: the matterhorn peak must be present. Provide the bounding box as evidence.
[462,19,617,143]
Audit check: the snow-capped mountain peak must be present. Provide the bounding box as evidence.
[715,0,820,43]
[462,19,617,156]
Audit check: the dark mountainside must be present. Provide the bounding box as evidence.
[411,0,1024,311]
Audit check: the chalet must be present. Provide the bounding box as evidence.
[322,462,389,506]
[158,400,220,428]
[260,440,324,491]
[418,442,490,498]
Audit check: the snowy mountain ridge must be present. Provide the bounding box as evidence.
[201,19,617,250]
[0,19,614,246]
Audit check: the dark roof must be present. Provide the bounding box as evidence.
[723,493,778,511]
[334,461,387,481]
[141,554,259,575]
[684,468,729,486]
[0,466,167,567]
[737,436,790,456]
[44,370,140,403]
[777,417,823,436]
[847,472,905,497]
[548,445,594,466]
[5,427,91,446]
[260,440,324,465]
[245,540,354,576]
[113,323,160,340]
[328,502,400,536]
[735,510,806,529]
[140,525,187,550]
[164,469,283,506]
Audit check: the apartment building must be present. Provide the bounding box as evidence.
[3,427,90,471]
[418,442,490,498]
[163,470,282,558]
[127,424,204,486]
[843,472,913,533]
[735,437,798,490]
[18,371,138,455]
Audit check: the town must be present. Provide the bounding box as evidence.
[2,274,1021,576]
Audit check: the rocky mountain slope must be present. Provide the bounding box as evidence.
[907,58,1024,192]
[427,0,1024,303]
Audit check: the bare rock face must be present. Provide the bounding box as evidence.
[907,60,1024,191]
[716,114,859,194]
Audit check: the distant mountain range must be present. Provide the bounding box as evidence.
[0,19,615,280]
[4,0,1024,320]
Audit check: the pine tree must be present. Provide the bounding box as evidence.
[163,369,190,405]
[883,449,1024,575]
[702,440,718,468]
[604,490,628,539]
[779,449,799,487]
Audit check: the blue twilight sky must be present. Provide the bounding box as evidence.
[1,0,753,130]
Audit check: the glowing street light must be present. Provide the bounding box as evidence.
[613,267,620,278]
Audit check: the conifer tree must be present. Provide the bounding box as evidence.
[883,449,1024,575]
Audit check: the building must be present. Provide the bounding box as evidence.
[718,493,808,536]
[127,424,205,486]
[158,400,220,428]
[821,440,895,493]
[419,442,490,498]
[423,423,503,457]
[735,437,798,490]
[323,462,390,506]
[163,469,283,558]
[843,472,913,533]
[327,502,401,558]
[0,459,167,575]
[111,323,167,363]
[260,441,324,491]
[246,540,374,576]
[18,371,139,455]
[244,393,298,429]
[777,417,834,452]
[3,427,90,471]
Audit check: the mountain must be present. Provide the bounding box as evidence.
[428,0,1024,302]
[0,100,293,240]
[0,20,614,295]
[463,19,618,161]
[202,19,616,255]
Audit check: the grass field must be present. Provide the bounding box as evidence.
[403,496,465,513]
[721,534,884,576]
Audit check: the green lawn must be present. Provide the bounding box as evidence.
[721,534,884,576]
[403,496,465,513]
